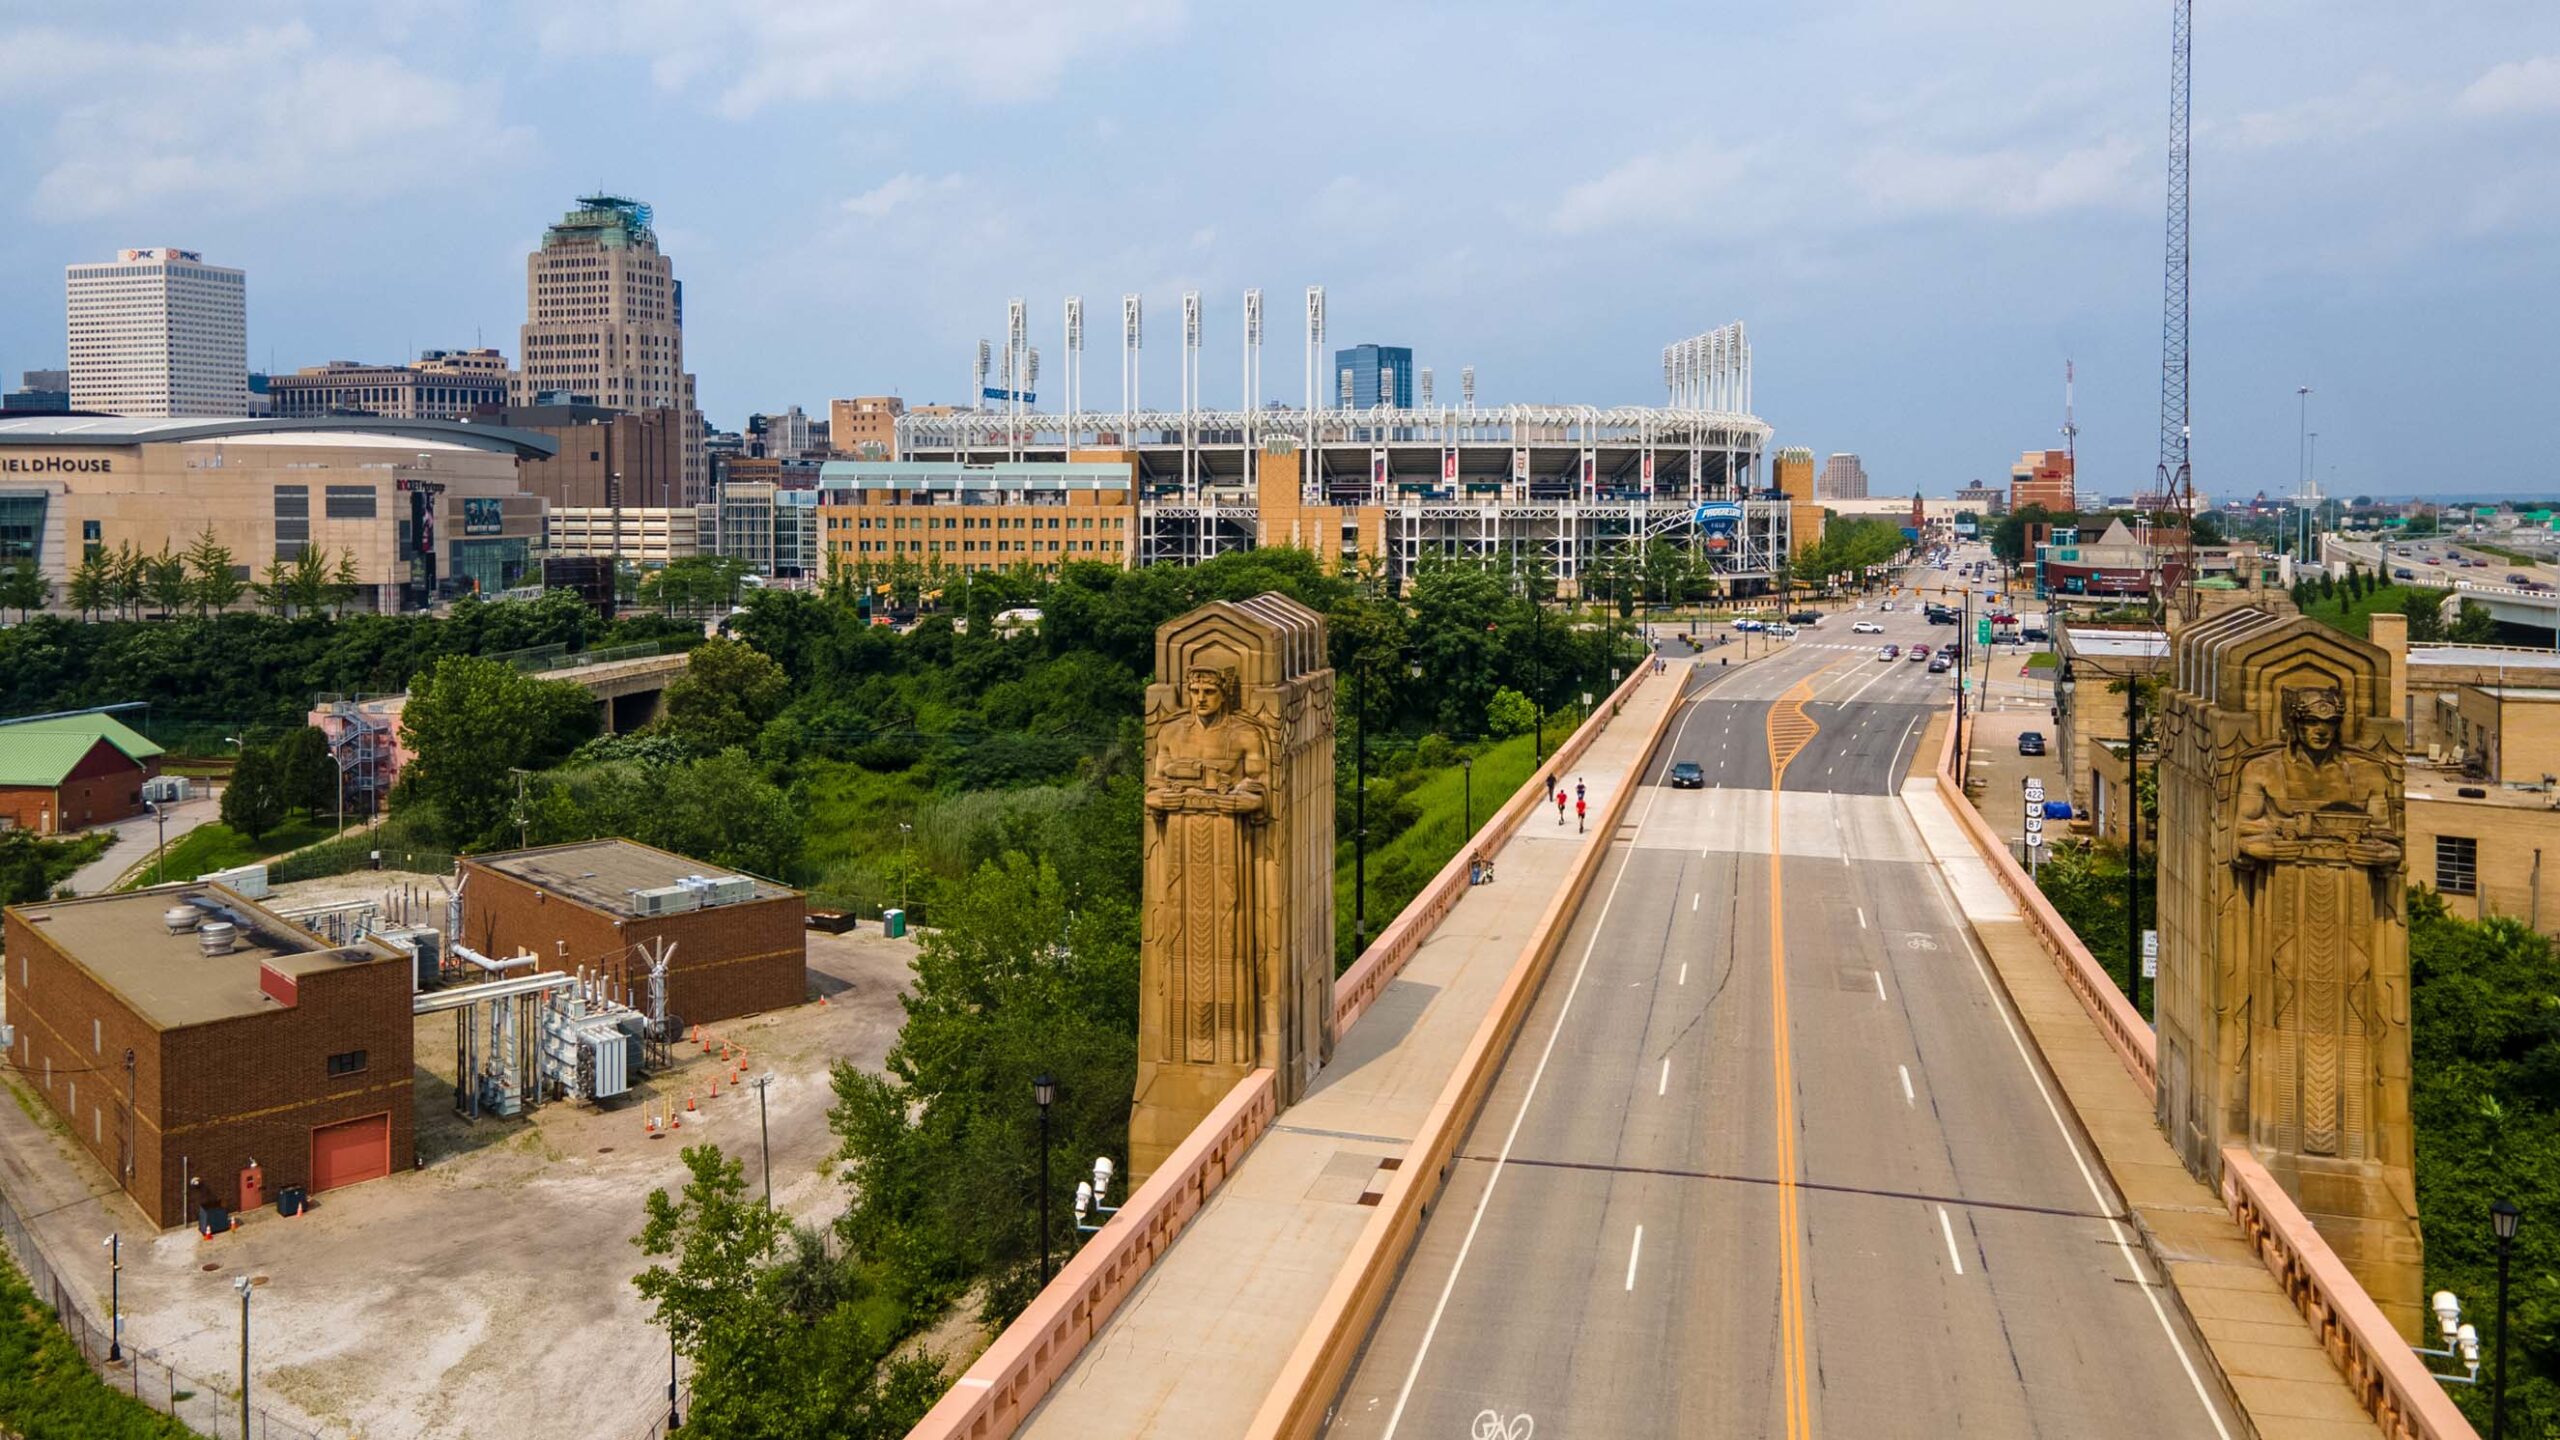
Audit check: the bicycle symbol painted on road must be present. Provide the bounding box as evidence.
[1472,1410,1535,1440]
[1902,932,1940,951]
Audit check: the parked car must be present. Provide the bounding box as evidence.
[2018,731,2048,756]
[1852,620,1884,634]
[1669,760,1706,789]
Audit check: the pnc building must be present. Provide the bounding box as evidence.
[66,249,247,419]
[518,196,704,503]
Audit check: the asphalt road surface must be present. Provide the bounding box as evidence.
[1324,596,2236,1440]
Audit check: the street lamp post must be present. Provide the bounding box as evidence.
[145,801,166,887]
[103,1233,121,1362]
[1033,1075,1056,1285]
[2491,1199,2521,1440]
[752,1072,775,1210]
[1461,756,1473,839]
[232,1274,252,1440]
[668,1322,682,1433]
[1354,655,1369,956]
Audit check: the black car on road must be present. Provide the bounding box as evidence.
[1669,760,1706,789]
[2017,731,2047,756]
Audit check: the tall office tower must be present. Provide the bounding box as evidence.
[1332,343,1414,410]
[1818,452,1869,500]
[65,248,247,417]
[518,196,704,501]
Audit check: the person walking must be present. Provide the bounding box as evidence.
[1576,794,1587,833]
[1556,788,1568,826]
[1575,778,1586,807]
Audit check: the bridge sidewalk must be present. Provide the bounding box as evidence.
[1015,665,1690,1440]
[1898,773,2384,1440]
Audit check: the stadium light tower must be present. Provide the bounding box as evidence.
[1305,285,1325,500]
[1462,365,1476,411]
[1064,296,1084,437]
[1122,294,1142,436]
[1242,288,1263,452]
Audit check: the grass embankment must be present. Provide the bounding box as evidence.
[0,1250,200,1439]
[1332,714,1579,966]
[126,815,331,889]
[270,808,451,883]
[2299,584,2447,640]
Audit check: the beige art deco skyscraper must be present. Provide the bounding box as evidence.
[517,196,704,501]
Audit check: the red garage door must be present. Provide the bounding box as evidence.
[310,1114,390,1192]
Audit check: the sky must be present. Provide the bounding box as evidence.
[0,1,2552,500]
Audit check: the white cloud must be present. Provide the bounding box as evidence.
[1548,143,1755,236]
[2215,76,2420,151]
[840,173,963,220]
[2457,55,2560,116]
[541,0,1184,120]
[10,23,524,222]
[1851,136,2148,218]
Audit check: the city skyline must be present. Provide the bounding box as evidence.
[0,2,2553,496]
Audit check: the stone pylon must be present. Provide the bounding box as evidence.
[2155,605,2424,1338]
[1129,594,1335,1185]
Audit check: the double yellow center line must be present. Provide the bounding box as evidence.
[1764,674,1822,1440]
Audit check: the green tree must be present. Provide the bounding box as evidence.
[634,1145,943,1440]
[2452,599,2500,644]
[108,542,148,620]
[661,636,790,752]
[182,528,244,616]
[66,550,112,620]
[255,557,293,616]
[1486,687,1538,738]
[331,550,362,615]
[0,562,48,620]
[286,545,333,617]
[145,545,190,618]
[397,655,599,844]
[271,725,340,818]
[219,745,287,842]
[832,853,1138,1325]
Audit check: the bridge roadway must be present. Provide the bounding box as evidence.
[1325,607,2239,1439]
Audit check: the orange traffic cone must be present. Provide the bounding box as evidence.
[647,1110,659,1135]
[686,1091,697,1112]
[709,1075,720,1098]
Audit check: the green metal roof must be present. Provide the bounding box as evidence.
[0,713,161,787]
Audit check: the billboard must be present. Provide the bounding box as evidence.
[1694,501,1744,554]
[463,497,506,536]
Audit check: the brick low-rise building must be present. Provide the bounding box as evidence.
[0,712,163,834]
[3,883,415,1227]
[457,839,805,1027]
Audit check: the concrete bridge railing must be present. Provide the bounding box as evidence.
[2221,1147,2477,1440]
[907,660,1660,1440]
[1935,714,2477,1440]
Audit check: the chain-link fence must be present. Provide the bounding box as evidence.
[0,1185,326,1440]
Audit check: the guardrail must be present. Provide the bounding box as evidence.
[906,1069,1279,1440]
[2220,1147,2479,1440]
[1332,661,1652,1036]
[1933,708,2158,1094]
[1250,664,1690,1440]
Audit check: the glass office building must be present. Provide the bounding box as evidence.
[1332,344,1413,410]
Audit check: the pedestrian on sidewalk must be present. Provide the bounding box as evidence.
[1556,788,1567,826]
[1575,777,1586,806]
[1576,795,1587,832]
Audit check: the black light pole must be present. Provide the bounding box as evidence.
[668,1323,682,1433]
[103,1232,121,1362]
[1353,656,1369,955]
[2125,672,2142,1015]
[233,1274,251,1440]
[2491,1199,2521,1440]
[751,1072,774,1209]
[1033,1075,1056,1285]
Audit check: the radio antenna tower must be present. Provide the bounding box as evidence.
[2157,0,2196,617]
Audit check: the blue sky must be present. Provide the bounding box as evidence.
[0,1,2552,499]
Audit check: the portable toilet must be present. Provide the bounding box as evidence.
[883,908,907,939]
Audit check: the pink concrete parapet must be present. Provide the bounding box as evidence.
[2221,1147,2478,1440]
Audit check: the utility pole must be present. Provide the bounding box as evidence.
[508,768,531,851]
[2126,673,2144,1015]
[751,1072,775,1212]
[2157,0,2197,619]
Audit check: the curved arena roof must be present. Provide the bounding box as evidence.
[0,415,559,461]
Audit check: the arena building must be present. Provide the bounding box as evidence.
[0,416,556,611]
[899,299,1795,593]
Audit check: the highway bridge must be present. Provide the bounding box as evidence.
[912,564,2469,1440]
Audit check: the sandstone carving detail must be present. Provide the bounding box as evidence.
[1129,594,1334,1184]
[2156,606,2423,1338]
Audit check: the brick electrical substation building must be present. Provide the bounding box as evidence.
[4,882,415,1227]
[456,839,806,1028]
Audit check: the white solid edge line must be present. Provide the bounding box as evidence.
[1625,1225,1645,1291]
[1899,1064,1915,1105]
[1923,838,2238,1440]
[1377,680,1703,1440]
[1938,1205,1965,1275]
